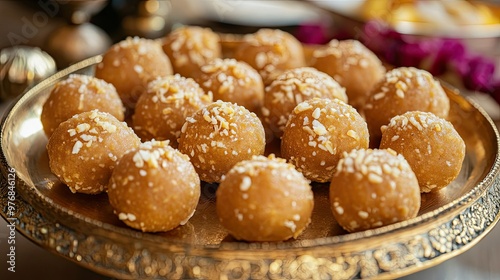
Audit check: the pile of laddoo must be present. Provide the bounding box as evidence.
[42,26,465,240]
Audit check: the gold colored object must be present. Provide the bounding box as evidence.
[314,0,500,38]
[0,46,56,101]
[57,0,108,25]
[0,56,499,279]
[361,0,500,24]
[122,0,172,38]
[44,23,111,69]
[43,0,111,69]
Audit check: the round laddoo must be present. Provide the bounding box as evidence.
[108,140,200,232]
[47,110,141,194]
[95,37,173,109]
[380,111,465,193]
[233,28,306,85]
[281,98,369,182]
[41,74,124,137]
[262,67,347,138]
[216,155,314,241]
[162,26,221,78]
[132,74,212,146]
[196,58,264,113]
[330,149,421,232]
[310,39,386,109]
[362,67,450,145]
[178,100,266,183]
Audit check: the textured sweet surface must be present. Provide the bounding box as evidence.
[196,58,264,113]
[178,100,266,183]
[311,39,386,109]
[162,25,221,79]
[41,74,124,137]
[262,67,347,138]
[95,37,173,109]
[108,140,200,232]
[132,74,212,146]
[216,155,314,241]
[282,98,369,182]
[380,111,466,192]
[233,28,306,85]
[330,148,421,232]
[362,67,450,145]
[47,110,141,194]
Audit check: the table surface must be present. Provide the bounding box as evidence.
[1,1,500,279]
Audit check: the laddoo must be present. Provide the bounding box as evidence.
[380,111,465,192]
[310,39,386,109]
[162,26,221,78]
[95,37,173,109]
[262,67,347,138]
[41,74,124,137]
[362,67,450,145]
[196,58,264,113]
[132,74,212,146]
[47,110,141,194]
[216,155,314,241]
[281,98,369,182]
[178,100,265,183]
[330,149,421,232]
[108,140,200,232]
[233,28,306,85]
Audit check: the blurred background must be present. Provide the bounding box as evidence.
[1,1,500,279]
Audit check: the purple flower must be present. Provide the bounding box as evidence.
[465,56,496,91]
[362,21,393,55]
[492,83,500,104]
[295,23,330,45]
[399,41,433,67]
[429,39,466,76]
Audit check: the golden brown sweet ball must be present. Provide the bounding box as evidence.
[195,58,264,113]
[47,110,141,194]
[178,100,266,183]
[233,28,306,85]
[310,39,386,109]
[380,111,465,193]
[41,74,125,137]
[108,140,200,232]
[362,67,450,145]
[281,98,369,183]
[330,149,421,233]
[216,155,314,241]
[132,75,212,146]
[162,26,221,78]
[262,67,348,138]
[95,37,173,109]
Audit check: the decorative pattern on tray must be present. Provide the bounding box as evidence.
[1,164,498,279]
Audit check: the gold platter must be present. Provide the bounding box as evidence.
[1,55,500,279]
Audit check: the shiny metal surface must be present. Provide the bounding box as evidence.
[0,56,499,279]
[0,46,56,101]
